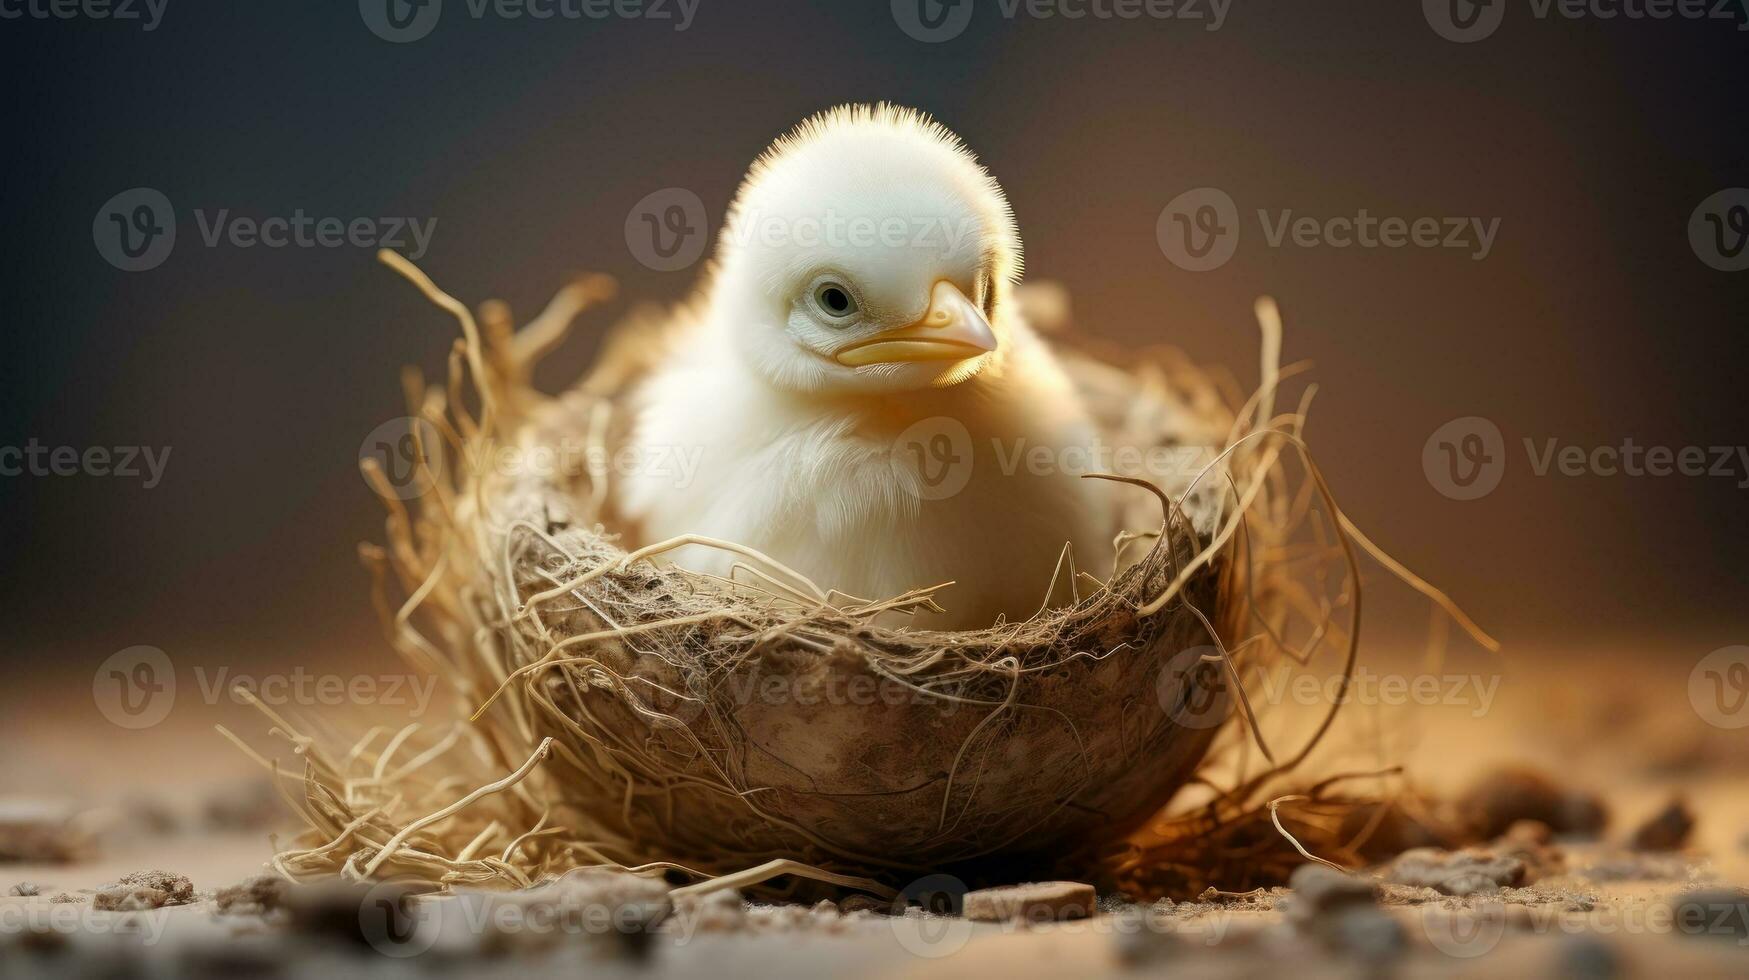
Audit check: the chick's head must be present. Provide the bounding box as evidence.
[707,104,1023,396]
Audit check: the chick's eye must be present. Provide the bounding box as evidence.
[814,282,857,319]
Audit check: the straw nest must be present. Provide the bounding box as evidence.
[239,254,1494,900]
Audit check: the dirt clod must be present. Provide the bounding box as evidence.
[92,870,195,911]
[1628,798,1694,852]
[963,881,1096,923]
[213,874,289,917]
[1494,820,1568,882]
[1339,801,1456,862]
[1285,864,1378,921]
[1384,847,1525,896]
[0,799,89,864]
[1456,768,1608,840]
[837,894,889,916]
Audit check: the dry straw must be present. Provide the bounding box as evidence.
[226,253,1494,901]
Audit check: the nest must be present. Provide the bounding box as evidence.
[233,254,1494,901]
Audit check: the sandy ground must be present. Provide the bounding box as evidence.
[2,639,1745,978]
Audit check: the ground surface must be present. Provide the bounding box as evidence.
[2,640,1745,978]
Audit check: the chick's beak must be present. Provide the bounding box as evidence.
[834,280,997,367]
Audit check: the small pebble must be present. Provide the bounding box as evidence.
[1286,863,1377,921]
[1628,798,1694,852]
[1556,935,1622,980]
[1326,905,1406,962]
[0,799,87,863]
[963,881,1095,923]
[213,875,289,917]
[1456,767,1607,838]
[1384,847,1524,896]
[837,894,889,916]
[92,870,195,911]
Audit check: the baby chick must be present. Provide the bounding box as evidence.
[618,104,1110,630]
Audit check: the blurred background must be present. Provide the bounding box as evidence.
[0,1,1743,783]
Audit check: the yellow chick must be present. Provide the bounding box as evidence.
[618,104,1110,629]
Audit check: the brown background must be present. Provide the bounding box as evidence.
[1,1,1744,703]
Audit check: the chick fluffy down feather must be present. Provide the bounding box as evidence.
[616,105,1112,629]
